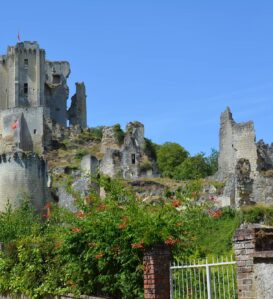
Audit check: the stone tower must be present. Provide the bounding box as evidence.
[218,107,258,180]
[0,41,87,211]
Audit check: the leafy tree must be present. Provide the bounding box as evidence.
[156,142,189,178]
[206,148,218,175]
[174,153,211,180]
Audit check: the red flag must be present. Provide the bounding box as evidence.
[17,32,20,42]
[11,120,19,129]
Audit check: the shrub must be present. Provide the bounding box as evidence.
[174,154,211,180]
[156,142,189,178]
[112,124,125,145]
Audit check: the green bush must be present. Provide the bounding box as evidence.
[156,142,189,178]
[144,138,158,160]
[0,178,203,298]
[113,124,125,145]
[174,154,211,180]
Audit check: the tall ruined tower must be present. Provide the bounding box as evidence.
[0,41,87,211]
[218,107,258,180]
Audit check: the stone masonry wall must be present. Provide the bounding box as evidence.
[0,152,48,212]
[218,107,258,180]
[234,224,273,299]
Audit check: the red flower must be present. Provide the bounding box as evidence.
[172,200,181,208]
[97,204,107,211]
[95,252,104,259]
[71,227,81,233]
[75,210,85,219]
[164,236,179,246]
[208,209,222,218]
[118,223,127,229]
[42,213,49,219]
[44,202,52,209]
[131,241,144,249]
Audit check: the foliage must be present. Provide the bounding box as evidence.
[156,143,218,180]
[156,142,189,178]
[205,148,219,175]
[4,178,273,298]
[113,124,125,145]
[144,138,158,160]
[0,178,203,299]
[74,149,89,160]
[139,160,153,172]
[174,154,211,180]
[176,179,203,199]
[77,127,103,142]
[192,207,240,258]
[240,204,273,225]
[89,127,103,141]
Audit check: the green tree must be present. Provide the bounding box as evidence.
[174,153,211,180]
[156,142,189,178]
[206,148,218,175]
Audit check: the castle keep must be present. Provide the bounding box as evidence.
[0,41,87,210]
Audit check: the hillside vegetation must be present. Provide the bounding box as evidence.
[0,176,272,298]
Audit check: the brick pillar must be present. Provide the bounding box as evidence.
[234,224,273,299]
[234,225,256,299]
[143,244,171,299]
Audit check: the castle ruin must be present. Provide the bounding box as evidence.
[0,41,87,210]
[0,41,156,211]
[217,107,273,207]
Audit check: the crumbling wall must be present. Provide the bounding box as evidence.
[45,61,70,127]
[99,121,155,179]
[100,148,122,177]
[68,82,87,128]
[100,126,120,153]
[121,122,145,179]
[218,108,236,178]
[256,140,273,171]
[0,107,50,154]
[0,152,48,211]
[217,108,273,206]
[218,107,258,180]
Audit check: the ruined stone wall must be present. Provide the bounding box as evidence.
[0,152,48,211]
[233,122,258,178]
[45,61,70,127]
[0,107,50,154]
[218,108,258,179]
[256,140,273,171]
[99,122,148,179]
[68,82,87,128]
[218,108,236,178]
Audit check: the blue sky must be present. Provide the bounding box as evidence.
[1,1,273,154]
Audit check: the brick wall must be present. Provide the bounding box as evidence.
[234,224,273,299]
[143,244,171,299]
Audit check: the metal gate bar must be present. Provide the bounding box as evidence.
[170,256,237,299]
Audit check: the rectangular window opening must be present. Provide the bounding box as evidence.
[24,59,28,68]
[131,153,136,164]
[24,83,28,95]
[52,74,61,84]
[33,129,37,134]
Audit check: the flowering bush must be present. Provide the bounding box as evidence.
[0,178,203,299]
